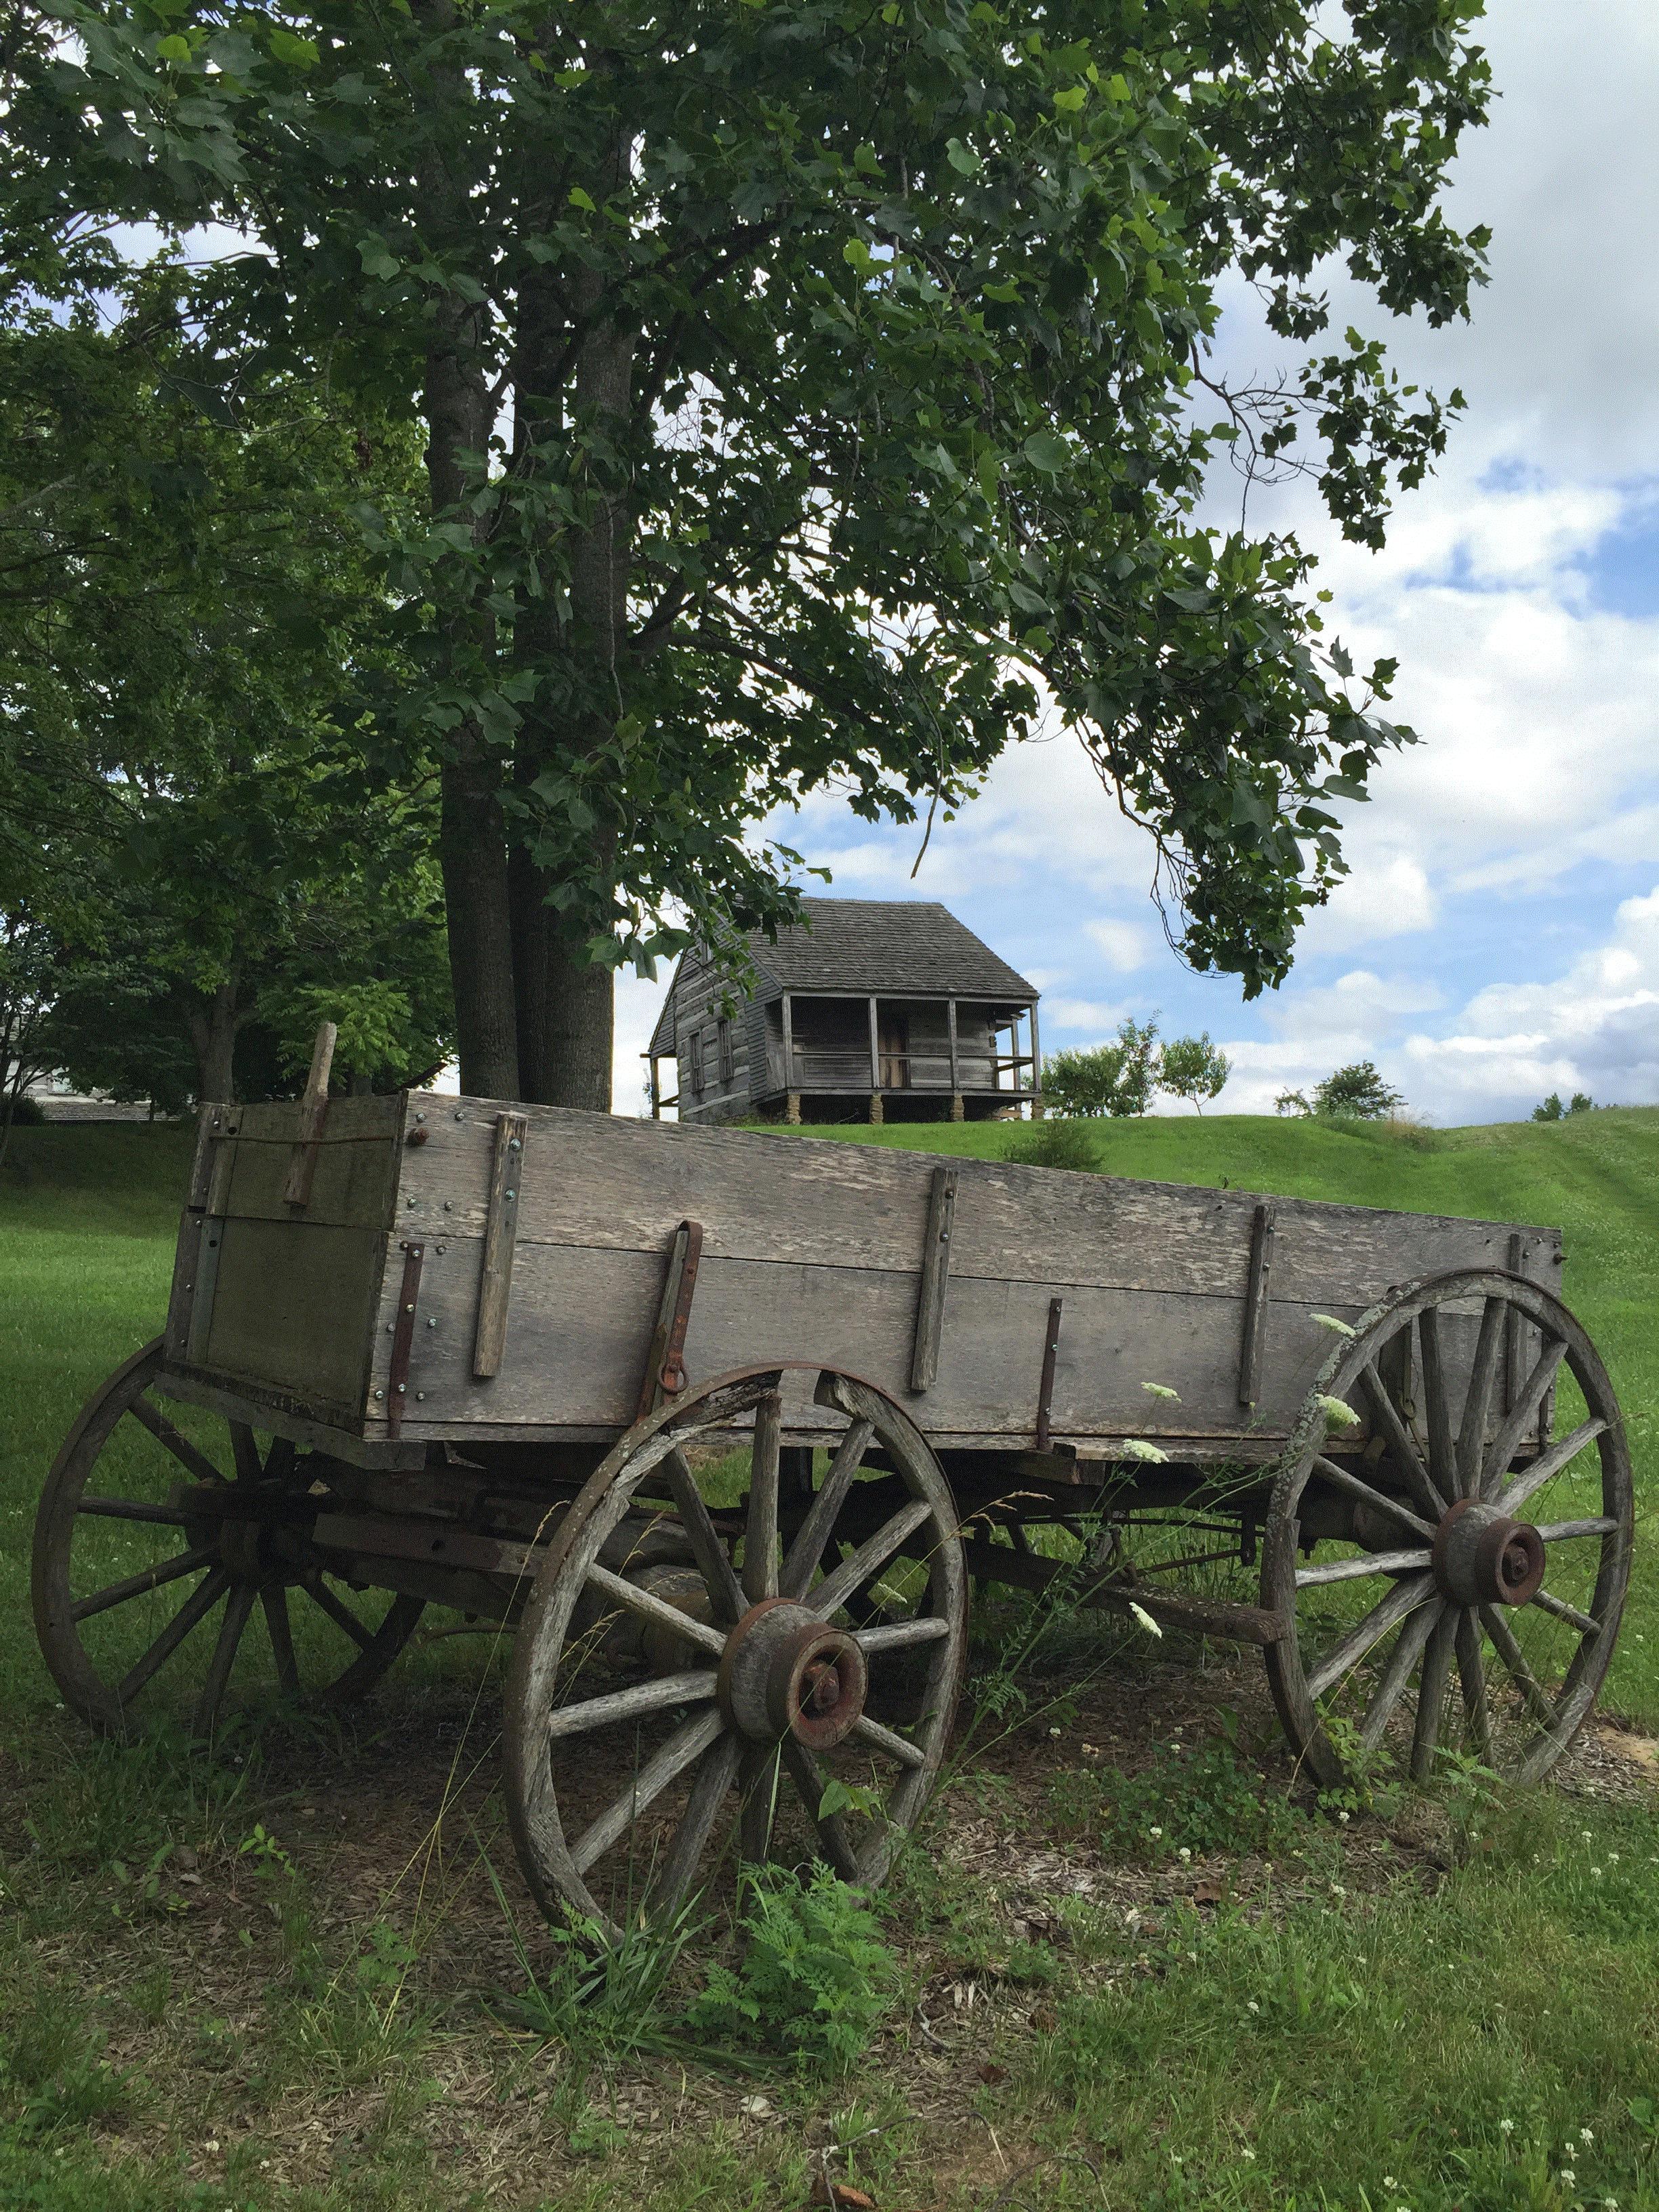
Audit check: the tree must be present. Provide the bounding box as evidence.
[1042,1019,1160,1118]
[18,3,1492,1105]
[1532,1091,1593,1122]
[0,279,453,1104]
[1158,1032,1230,1114]
[1311,1061,1404,1120]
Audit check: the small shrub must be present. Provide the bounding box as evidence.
[1003,1118,1098,1172]
[3,1093,45,1126]
[685,1863,896,2071]
[1051,1733,1298,1862]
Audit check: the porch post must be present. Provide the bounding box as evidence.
[1028,1000,1044,1119]
[648,1057,661,1120]
[781,994,800,1124]
[867,995,884,1122]
[947,998,963,1121]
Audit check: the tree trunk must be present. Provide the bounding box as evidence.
[418,0,518,1099]
[188,981,239,1103]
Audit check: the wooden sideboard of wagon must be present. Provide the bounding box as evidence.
[34,1043,1633,1942]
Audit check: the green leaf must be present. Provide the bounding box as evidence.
[567,186,596,213]
[356,237,398,281]
[1052,86,1088,112]
[156,35,191,62]
[1022,431,1069,472]
[945,138,981,176]
[268,27,319,68]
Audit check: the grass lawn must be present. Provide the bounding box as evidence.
[1,1112,1657,2211]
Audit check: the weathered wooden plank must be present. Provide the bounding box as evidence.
[197,1216,386,1415]
[223,1134,403,1231]
[472,1112,528,1378]
[220,1093,405,1147]
[909,1164,958,1391]
[152,1367,427,1471]
[392,1094,1560,1311]
[352,1235,1469,1444]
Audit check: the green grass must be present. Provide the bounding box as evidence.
[3,1115,1658,2210]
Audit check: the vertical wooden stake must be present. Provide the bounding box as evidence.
[472,1112,528,1379]
[1036,1296,1063,1451]
[1504,1231,1526,1413]
[282,1021,337,1210]
[1237,1202,1277,1407]
[909,1164,958,1392]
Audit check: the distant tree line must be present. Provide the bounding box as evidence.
[1042,1019,1230,1118]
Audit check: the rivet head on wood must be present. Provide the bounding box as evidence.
[415,1391,426,1401]
[184,1282,192,1292]
[435,1244,447,1255]
[453,1110,464,1122]
[405,1303,415,1313]
[508,1138,521,1151]
[396,1384,406,1394]
[373,1389,384,1400]
[426,1317,437,1328]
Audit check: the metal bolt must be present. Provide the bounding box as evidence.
[453,1109,464,1122]
[407,1197,417,1208]
[373,1389,384,1401]
[508,1138,521,1151]
[505,1188,516,1201]
[435,1244,447,1256]
[415,1391,426,1401]
[184,1282,192,1292]
[443,1200,451,1211]
[404,1303,415,1313]
[396,1383,406,1394]
[426,1317,437,1329]
[415,1111,426,1122]
[386,1323,395,1334]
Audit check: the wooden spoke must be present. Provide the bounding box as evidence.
[1456,1297,1507,1498]
[545,1669,718,1743]
[77,1497,192,1528]
[1409,1604,1458,1780]
[262,1587,300,1698]
[117,1569,230,1705]
[850,1713,928,1769]
[584,1561,729,1659]
[743,1391,783,1603]
[70,1545,216,1623]
[302,1576,377,1652]
[1307,1572,1437,1700]
[1359,1599,1443,1750]
[125,1395,227,1490]
[570,1707,726,1875]
[1532,1588,1600,1637]
[1478,1605,1556,1728]
[1536,1516,1620,1541]
[810,1498,935,1620]
[1310,1456,1437,1542]
[739,1743,782,1865]
[645,1734,742,1917]
[660,1448,745,1624]
[1416,1307,1458,1508]
[1357,1364,1443,1519]
[229,1422,263,1486]
[779,1418,876,1599]
[1497,1417,1607,1513]
[1480,1336,1568,1500]
[853,1616,952,1654]
[1454,1607,1492,1761]
[1295,1547,1431,1589]
[779,1737,861,1882]
[192,1583,256,1738]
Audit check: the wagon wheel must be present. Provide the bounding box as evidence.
[504,1364,967,1946]
[33,1339,424,1741]
[1264,1270,1632,1790]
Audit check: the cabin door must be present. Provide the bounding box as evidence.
[878,1010,910,1088]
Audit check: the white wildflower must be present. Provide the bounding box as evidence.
[1338,1809,1351,1824]
[1142,1381,1181,1399]
[1591,1866,1603,1879]
[1121,1437,1172,1463]
[1581,2128,1594,2144]
[1178,1847,1191,1862]
[1383,2179,1397,2191]
[1149,1826,1164,1839]
[1561,2173,1576,2190]
[1240,2148,1256,2160]
[1246,1999,1261,2014]
[1498,2119,1515,2134]
[1312,1313,1358,1337]
[1315,1394,1361,1429]
[1130,1601,1164,1639]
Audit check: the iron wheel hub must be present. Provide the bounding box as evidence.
[717,1598,868,1749]
[1431,1497,1546,1609]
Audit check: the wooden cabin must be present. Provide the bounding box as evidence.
[644,898,1042,1126]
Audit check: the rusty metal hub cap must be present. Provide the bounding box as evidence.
[1431,1498,1547,1609]
[716,1598,869,1750]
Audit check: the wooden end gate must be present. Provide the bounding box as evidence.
[33,1057,1633,1946]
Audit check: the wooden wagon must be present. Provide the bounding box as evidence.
[34,1065,1633,1940]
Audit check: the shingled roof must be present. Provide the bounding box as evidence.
[746,899,1038,999]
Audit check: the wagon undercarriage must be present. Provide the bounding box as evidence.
[32,1077,1634,1946]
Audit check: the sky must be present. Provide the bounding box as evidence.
[617,1,1659,1126]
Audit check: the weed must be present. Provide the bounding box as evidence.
[1002,1118,1099,1172]
[1050,1732,1299,1863]
[685,1863,897,2071]
[0,1998,138,2136]
[487,1860,703,2068]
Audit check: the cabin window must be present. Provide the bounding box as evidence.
[717,1017,734,1084]
[688,1030,704,1096]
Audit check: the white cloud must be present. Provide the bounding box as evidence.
[1086,917,1153,971]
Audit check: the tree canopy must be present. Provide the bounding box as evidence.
[10,2,1492,1100]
